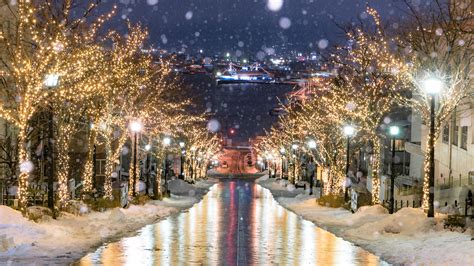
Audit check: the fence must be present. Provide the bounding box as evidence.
[438,176,473,189]
[382,198,473,216]
[382,199,422,212]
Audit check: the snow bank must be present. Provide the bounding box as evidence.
[0,179,217,264]
[258,176,474,265]
[255,174,269,183]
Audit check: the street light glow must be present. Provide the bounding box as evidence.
[145,144,151,151]
[280,147,286,154]
[179,141,185,148]
[163,137,171,146]
[343,125,355,137]
[130,121,143,133]
[291,144,298,150]
[308,139,317,149]
[389,126,400,136]
[422,76,443,95]
[44,74,59,87]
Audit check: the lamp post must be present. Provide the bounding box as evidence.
[423,77,443,217]
[130,120,142,197]
[389,126,400,214]
[179,141,185,180]
[44,74,59,218]
[280,147,286,179]
[267,154,275,178]
[308,139,317,195]
[144,144,151,195]
[291,144,298,184]
[163,136,171,195]
[343,125,355,201]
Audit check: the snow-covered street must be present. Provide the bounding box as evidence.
[257,175,474,265]
[0,179,217,264]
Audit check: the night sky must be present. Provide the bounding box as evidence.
[104,0,411,55]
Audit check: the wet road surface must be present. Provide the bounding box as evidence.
[77,179,385,265]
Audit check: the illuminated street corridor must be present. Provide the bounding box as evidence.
[77,179,384,265]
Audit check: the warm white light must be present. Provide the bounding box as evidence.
[44,74,59,87]
[145,144,151,151]
[422,77,443,95]
[99,122,107,131]
[343,125,355,137]
[280,147,286,154]
[291,144,298,150]
[130,121,143,133]
[179,141,185,148]
[163,137,171,146]
[267,0,284,12]
[389,126,400,136]
[307,139,317,149]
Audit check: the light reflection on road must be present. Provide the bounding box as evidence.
[77,179,385,265]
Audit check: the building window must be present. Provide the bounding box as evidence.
[391,139,405,152]
[461,126,468,150]
[442,124,449,143]
[452,126,459,146]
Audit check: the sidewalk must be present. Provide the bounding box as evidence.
[0,178,217,264]
[256,175,474,265]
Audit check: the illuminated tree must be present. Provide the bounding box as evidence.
[0,0,114,211]
[394,0,473,208]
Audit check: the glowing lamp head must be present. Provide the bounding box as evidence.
[44,74,59,87]
[422,77,443,95]
[179,141,185,148]
[163,137,171,146]
[280,147,286,154]
[343,125,355,137]
[389,126,400,136]
[291,144,298,150]
[145,144,152,151]
[308,139,317,149]
[130,121,142,133]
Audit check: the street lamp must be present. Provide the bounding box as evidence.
[44,74,59,218]
[280,147,286,179]
[44,73,60,87]
[144,143,152,195]
[179,141,185,179]
[389,125,400,214]
[267,153,275,178]
[423,76,443,217]
[343,125,355,201]
[130,120,142,197]
[307,139,317,195]
[307,139,317,149]
[291,143,298,183]
[162,136,171,195]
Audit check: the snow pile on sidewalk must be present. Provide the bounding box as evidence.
[0,179,217,264]
[255,174,269,183]
[258,177,474,265]
[257,177,307,198]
